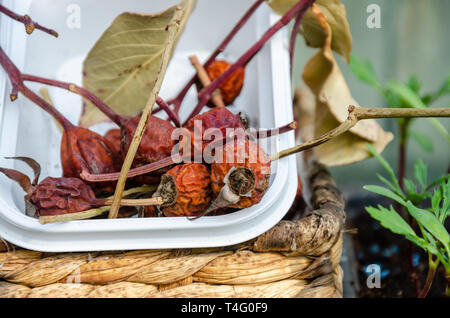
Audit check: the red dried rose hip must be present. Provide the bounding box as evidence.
[206,59,245,106]
[211,139,271,209]
[156,163,212,217]
[30,177,96,216]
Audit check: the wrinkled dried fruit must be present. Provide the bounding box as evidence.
[211,139,271,209]
[206,59,245,106]
[155,163,212,217]
[104,128,122,157]
[121,116,176,169]
[61,126,118,193]
[30,176,97,216]
[183,107,246,153]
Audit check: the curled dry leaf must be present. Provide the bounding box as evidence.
[81,0,196,127]
[299,4,393,166]
[265,0,352,61]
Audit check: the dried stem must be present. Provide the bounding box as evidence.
[189,55,225,108]
[39,206,111,224]
[0,4,58,37]
[81,153,182,182]
[252,121,297,139]
[184,0,315,124]
[95,197,162,207]
[0,47,72,130]
[108,6,184,219]
[167,0,265,114]
[271,106,450,161]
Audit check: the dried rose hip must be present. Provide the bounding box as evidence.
[206,59,245,106]
[61,126,119,193]
[183,107,246,154]
[120,115,176,168]
[104,128,121,157]
[153,163,212,217]
[210,139,271,210]
[29,177,97,216]
[0,157,161,220]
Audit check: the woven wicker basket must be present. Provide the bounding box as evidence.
[0,156,345,298]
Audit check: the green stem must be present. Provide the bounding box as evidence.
[418,255,439,298]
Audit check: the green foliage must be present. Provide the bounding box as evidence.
[364,144,450,276]
[350,54,450,149]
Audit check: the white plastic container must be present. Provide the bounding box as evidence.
[0,0,297,252]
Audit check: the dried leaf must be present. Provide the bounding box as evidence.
[81,0,196,127]
[301,4,393,166]
[266,0,352,61]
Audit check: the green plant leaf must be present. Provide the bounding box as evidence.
[406,201,450,252]
[404,178,417,195]
[365,205,417,238]
[407,75,421,94]
[410,131,433,152]
[423,75,450,105]
[386,81,450,141]
[414,159,427,190]
[349,54,381,90]
[367,143,403,195]
[81,0,196,127]
[363,185,407,206]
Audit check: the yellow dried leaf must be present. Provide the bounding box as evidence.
[265,0,352,61]
[81,0,196,127]
[301,4,393,166]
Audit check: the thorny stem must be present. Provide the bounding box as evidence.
[167,0,265,114]
[0,47,72,130]
[289,7,304,77]
[271,106,450,161]
[184,0,315,125]
[0,4,58,37]
[418,255,439,298]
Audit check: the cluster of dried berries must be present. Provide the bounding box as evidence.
[0,0,311,222]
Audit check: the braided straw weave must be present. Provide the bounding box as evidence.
[0,158,345,298]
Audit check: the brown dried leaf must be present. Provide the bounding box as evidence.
[266,0,352,61]
[81,0,196,127]
[300,5,393,166]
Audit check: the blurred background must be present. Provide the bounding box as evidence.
[292,0,450,197]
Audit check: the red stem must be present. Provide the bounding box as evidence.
[167,0,265,114]
[21,74,124,126]
[21,74,179,127]
[0,4,58,37]
[183,0,315,125]
[155,96,180,127]
[289,8,304,76]
[81,121,297,182]
[418,263,437,298]
[0,47,72,130]
[81,153,182,182]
